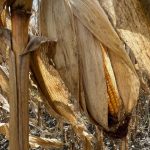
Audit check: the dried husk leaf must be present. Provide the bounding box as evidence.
[29,136,64,148]
[40,0,79,100]
[0,66,9,97]
[76,20,108,128]
[0,0,5,27]
[67,0,140,113]
[67,0,133,69]
[31,43,77,125]
[99,0,150,75]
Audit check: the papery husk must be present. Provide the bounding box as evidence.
[34,1,95,143]
[67,0,140,115]
[75,19,108,128]
[40,0,79,100]
[31,42,77,124]
[36,0,140,136]
[0,66,9,97]
[31,42,95,145]
[99,0,150,75]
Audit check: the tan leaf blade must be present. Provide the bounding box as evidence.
[0,123,9,139]
[0,94,9,112]
[31,44,77,125]
[40,0,79,100]
[0,66,9,98]
[67,0,140,113]
[99,0,150,75]
[29,136,64,149]
[67,0,135,71]
[76,20,108,128]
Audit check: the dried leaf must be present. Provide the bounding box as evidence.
[99,0,150,75]
[67,0,140,113]
[0,66,9,97]
[0,123,9,138]
[31,43,77,124]
[21,35,56,56]
[40,0,79,100]
[29,136,64,148]
[0,94,9,112]
[76,20,108,128]
[67,0,134,70]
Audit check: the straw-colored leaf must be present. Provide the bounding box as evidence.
[0,94,9,112]
[76,20,108,128]
[67,0,134,70]
[99,0,150,75]
[29,136,64,148]
[31,43,77,125]
[40,0,79,100]
[0,66,9,97]
[0,123,9,138]
[67,0,140,113]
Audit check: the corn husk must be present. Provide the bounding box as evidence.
[99,0,150,75]
[36,0,140,131]
[76,20,108,128]
[40,0,79,100]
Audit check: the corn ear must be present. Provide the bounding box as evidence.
[101,44,120,116]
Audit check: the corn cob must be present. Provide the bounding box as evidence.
[101,44,120,117]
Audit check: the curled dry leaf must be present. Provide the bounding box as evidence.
[40,0,79,101]
[31,43,78,125]
[67,0,140,116]
[0,66,9,98]
[0,94,9,112]
[29,136,64,149]
[0,123,9,138]
[99,0,150,75]
[0,0,6,27]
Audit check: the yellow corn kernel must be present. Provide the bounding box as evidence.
[101,44,120,117]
